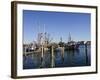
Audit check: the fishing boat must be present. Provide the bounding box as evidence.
[65,41,79,50]
[65,33,79,50]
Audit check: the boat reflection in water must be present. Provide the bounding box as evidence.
[23,44,91,69]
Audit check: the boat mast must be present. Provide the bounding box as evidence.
[37,22,42,46]
[60,37,62,42]
[68,32,71,42]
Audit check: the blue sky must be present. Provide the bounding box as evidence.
[23,10,91,44]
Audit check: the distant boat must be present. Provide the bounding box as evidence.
[65,41,79,50]
[64,33,79,50]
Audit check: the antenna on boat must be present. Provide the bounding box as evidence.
[60,37,62,42]
[68,32,71,42]
[43,24,46,34]
[38,22,40,33]
[43,24,47,44]
[37,21,42,45]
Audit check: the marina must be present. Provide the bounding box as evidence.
[23,28,91,69]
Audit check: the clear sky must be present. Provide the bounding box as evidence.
[23,10,91,44]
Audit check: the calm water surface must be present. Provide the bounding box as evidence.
[23,45,91,69]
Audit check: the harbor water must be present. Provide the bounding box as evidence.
[23,45,91,69]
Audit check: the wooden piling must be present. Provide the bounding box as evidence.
[61,47,64,61]
[40,45,44,68]
[85,44,88,65]
[24,46,27,56]
[41,45,44,61]
[51,46,55,68]
[24,46,27,62]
